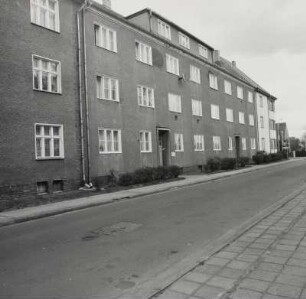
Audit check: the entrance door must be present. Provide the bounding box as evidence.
[158,129,169,166]
[235,136,241,163]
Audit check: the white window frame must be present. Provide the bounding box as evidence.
[166,54,179,75]
[192,99,202,117]
[135,40,152,65]
[174,133,184,152]
[209,73,218,90]
[137,85,155,108]
[94,23,117,53]
[35,123,64,159]
[199,45,208,58]
[248,91,254,103]
[249,114,255,126]
[190,65,201,84]
[259,95,264,108]
[237,86,243,99]
[242,137,247,150]
[98,128,122,154]
[251,138,256,150]
[261,137,265,151]
[179,32,190,49]
[239,112,245,124]
[30,0,60,32]
[226,108,234,122]
[32,55,61,94]
[224,80,232,95]
[139,131,152,153]
[96,75,119,102]
[228,137,233,151]
[213,136,221,151]
[168,93,182,113]
[211,104,220,120]
[157,19,171,40]
[194,135,205,151]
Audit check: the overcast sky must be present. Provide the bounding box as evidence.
[112,0,306,139]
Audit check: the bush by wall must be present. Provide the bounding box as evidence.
[220,158,236,170]
[204,157,221,173]
[238,157,250,168]
[252,151,287,165]
[118,165,182,186]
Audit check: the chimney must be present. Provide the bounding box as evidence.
[213,50,220,63]
[103,0,112,9]
[232,61,236,67]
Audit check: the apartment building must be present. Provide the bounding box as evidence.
[0,0,277,201]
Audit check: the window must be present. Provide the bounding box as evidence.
[209,73,218,90]
[199,45,208,58]
[228,137,233,151]
[251,138,256,150]
[270,139,277,150]
[135,41,152,65]
[261,137,265,151]
[96,75,119,102]
[30,0,60,32]
[158,19,171,40]
[249,114,255,126]
[211,104,220,120]
[166,54,179,75]
[213,136,221,151]
[137,85,154,108]
[190,65,201,83]
[98,128,122,153]
[239,112,245,124]
[53,180,63,192]
[33,55,61,93]
[192,99,202,116]
[270,119,276,130]
[271,101,275,112]
[248,91,254,103]
[242,137,247,150]
[37,181,48,194]
[260,116,264,128]
[224,80,232,95]
[35,124,64,159]
[194,135,204,151]
[259,95,264,107]
[226,108,234,122]
[237,86,243,99]
[94,24,117,52]
[139,131,152,153]
[179,32,190,49]
[174,133,184,152]
[168,93,182,113]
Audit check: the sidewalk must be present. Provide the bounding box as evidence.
[0,159,300,228]
[153,184,306,299]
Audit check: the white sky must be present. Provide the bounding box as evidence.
[112,0,306,138]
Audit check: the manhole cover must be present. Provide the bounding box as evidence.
[82,222,142,241]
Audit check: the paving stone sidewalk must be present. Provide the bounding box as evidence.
[154,188,306,299]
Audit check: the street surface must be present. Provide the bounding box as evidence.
[1,160,306,298]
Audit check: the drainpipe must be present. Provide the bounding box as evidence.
[149,9,153,32]
[77,0,92,184]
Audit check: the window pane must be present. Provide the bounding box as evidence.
[111,79,117,100]
[113,131,119,151]
[99,130,105,152]
[106,130,112,151]
[49,12,55,30]
[36,125,42,135]
[102,27,107,48]
[34,70,39,89]
[36,138,42,157]
[54,138,60,156]
[44,138,51,157]
[109,30,114,51]
[53,127,60,136]
[104,78,109,99]
[51,74,58,92]
[49,0,56,10]
[42,72,48,91]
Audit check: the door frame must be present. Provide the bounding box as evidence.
[156,127,170,167]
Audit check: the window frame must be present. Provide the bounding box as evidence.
[211,104,220,120]
[139,130,152,153]
[248,91,254,103]
[237,86,244,99]
[179,32,190,49]
[238,111,245,124]
[242,137,247,150]
[213,136,222,151]
[209,73,218,90]
[250,138,256,150]
[157,19,171,40]
[32,54,62,94]
[174,133,184,152]
[191,99,202,117]
[166,54,180,76]
[168,93,182,113]
[190,65,201,84]
[194,135,205,151]
[34,123,64,160]
[94,23,118,53]
[135,40,152,65]
[226,108,234,122]
[224,80,232,95]
[199,45,208,59]
[228,137,233,151]
[137,85,155,108]
[249,114,255,126]
[30,0,60,32]
[96,74,120,102]
[98,128,122,154]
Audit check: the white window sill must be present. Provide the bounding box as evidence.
[194,149,204,152]
[136,59,153,66]
[95,45,117,54]
[33,88,62,95]
[36,157,64,160]
[99,152,122,155]
[138,104,155,109]
[31,22,60,34]
[97,97,120,103]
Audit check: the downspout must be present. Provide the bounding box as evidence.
[149,9,153,33]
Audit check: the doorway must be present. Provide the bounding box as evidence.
[235,135,241,163]
[157,128,170,167]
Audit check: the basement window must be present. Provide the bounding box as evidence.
[53,180,64,192]
[37,181,48,194]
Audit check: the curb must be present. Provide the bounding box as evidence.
[0,158,302,228]
[119,182,306,299]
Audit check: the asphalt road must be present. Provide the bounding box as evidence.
[1,160,306,299]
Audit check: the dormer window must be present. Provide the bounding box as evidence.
[199,45,208,59]
[179,32,190,49]
[157,19,171,40]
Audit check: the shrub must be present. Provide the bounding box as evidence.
[118,173,134,186]
[296,150,306,157]
[220,158,236,170]
[252,151,266,164]
[168,165,182,178]
[134,167,154,184]
[239,156,250,167]
[205,157,221,173]
[152,166,169,180]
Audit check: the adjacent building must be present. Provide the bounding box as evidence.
[0,0,278,202]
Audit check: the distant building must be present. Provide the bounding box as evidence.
[276,123,290,152]
[0,0,278,202]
